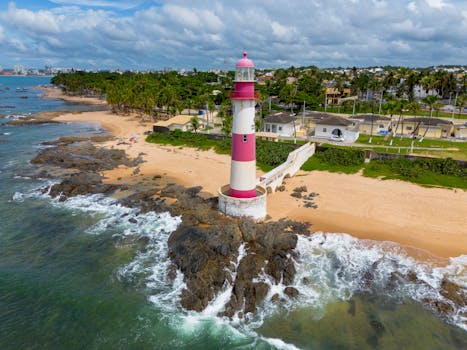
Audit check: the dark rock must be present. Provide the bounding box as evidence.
[243,282,269,314]
[167,264,178,281]
[271,293,280,302]
[291,192,302,199]
[293,186,308,193]
[48,172,119,199]
[186,186,203,196]
[31,142,142,172]
[137,236,150,246]
[407,271,419,283]
[440,278,466,307]
[238,219,257,242]
[128,217,138,224]
[160,184,186,198]
[284,287,299,298]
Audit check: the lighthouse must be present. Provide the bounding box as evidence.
[218,52,267,220]
[229,51,257,198]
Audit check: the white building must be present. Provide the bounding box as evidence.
[262,112,300,137]
[314,115,359,142]
[13,65,26,75]
[413,84,438,99]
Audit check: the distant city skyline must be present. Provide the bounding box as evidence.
[0,0,466,70]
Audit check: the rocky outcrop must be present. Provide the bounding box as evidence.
[47,172,120,201]
[31,142,143,172]
[166,197,308,318]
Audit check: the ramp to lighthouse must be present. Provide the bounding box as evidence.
[257,142,316,193]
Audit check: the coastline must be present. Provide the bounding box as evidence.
[38,86,107,105]
[52,109,467,260]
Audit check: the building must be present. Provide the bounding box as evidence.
[314,115,360,142]
[262,112,300,137]
[13,65,26,75]
[349,114,391,135]
[153,115,202,132]
[454,123,467,139]
[325,87,351,105]
[398,117,454,138]
[218,52,266,220]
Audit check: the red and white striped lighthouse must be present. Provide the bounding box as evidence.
[229,51,257,198]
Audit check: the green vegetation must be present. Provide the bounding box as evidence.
[146,131,466,189]
[363,158,467,189]
[355,134,467,160]
[145,130,298,171]
[302,146,466,189]
[52,71,230,117]
[146,130,231,154]
[315,147,364,166]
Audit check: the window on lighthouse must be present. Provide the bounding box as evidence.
[243,134,248,142]
[235,67,255,81]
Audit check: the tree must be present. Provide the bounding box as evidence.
[455,95,466,119]
[391,99,408,137]
[190,116,200,133]
[221,113,232,136]
[423,94,439,119]
[420,94,439,141]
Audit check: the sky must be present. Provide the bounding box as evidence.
[0,0,466,70]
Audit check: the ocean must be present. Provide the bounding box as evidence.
[0,76,466,349]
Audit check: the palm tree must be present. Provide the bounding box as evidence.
[394,99,408,138]
[455,95,466,119]
[420,94,439,141]
[406,101,420,138]
[190,116,199,133]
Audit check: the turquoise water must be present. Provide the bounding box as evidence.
[0,77,466,349]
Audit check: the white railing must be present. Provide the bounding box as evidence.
[257,142,315,193]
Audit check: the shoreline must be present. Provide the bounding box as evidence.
[37,86,107,105]
[51,110,467,260]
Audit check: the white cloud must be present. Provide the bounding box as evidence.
[49,0,144,10]
[408,2,417,11]
[0,0,466,69]
[271,21,296,42]
[425,0,450,9]
[1,3,61,34]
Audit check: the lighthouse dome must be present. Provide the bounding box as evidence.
[236,51,254,68]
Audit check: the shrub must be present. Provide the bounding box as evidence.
[315,148,365,166]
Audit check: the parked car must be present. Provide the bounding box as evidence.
[329,135,344,142]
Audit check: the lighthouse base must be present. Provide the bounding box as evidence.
[218,185,267,221]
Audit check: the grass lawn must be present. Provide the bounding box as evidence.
[355,134,467,160]
[363,160,467,189]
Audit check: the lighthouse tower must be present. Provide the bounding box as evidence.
[218,52,267,220]
[230,51,257,198]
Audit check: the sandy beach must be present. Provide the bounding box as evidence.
[54,110,467,259]
[39,86,107,105]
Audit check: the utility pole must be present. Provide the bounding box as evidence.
[378,92,383,114]
[324,92,327,112]
[452,91,458,121]
[352,97,356,115]
[302,100,306,126]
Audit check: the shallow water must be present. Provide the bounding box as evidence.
[0,77,466,349]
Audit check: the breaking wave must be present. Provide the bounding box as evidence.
[11,187,466,348]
